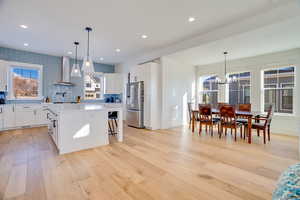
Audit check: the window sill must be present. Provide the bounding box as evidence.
[261,112,296,118]
[7,97,44,101]
[83,99,105,101]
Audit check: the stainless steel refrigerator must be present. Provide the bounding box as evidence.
[126,81,144,128]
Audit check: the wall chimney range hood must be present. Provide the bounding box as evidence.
[54,56,75,86]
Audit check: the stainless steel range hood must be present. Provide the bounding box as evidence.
[53,56,75,86]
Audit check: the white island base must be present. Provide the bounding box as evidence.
[46,104,123,155]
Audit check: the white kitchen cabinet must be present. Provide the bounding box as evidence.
[104,73,123,94]
[34,106,48,125]
[15,105,35,127]
[130,66,145,83]
[0,60,8,91]
[3,105,16,128]
[15,105,48,127]
[0,104,48,130]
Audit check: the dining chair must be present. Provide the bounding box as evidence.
[188,103,199,128]
[198,104,219,136]
[237,104,251,112]
[218,102,229,109]
[245,105,273,144]
[214,102,228,120]
[236,103,252,134]
[219,105,242,141]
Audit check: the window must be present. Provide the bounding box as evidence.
[263,66,295,114]
[200,75,218,107]
[8,63,43,100]
[228,72,251,105]
[84,72,104,100]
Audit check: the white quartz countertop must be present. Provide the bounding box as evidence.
[47,103,123,114]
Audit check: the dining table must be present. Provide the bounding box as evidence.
[191,107,261,144]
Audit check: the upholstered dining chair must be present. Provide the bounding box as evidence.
[245,105,273,144]
[198,104,219,136]
[219,105,242,141]
[213,102,229,121]
[236,103,252,134]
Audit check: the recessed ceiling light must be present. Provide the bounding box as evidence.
[116,48,121,52]
[141,34,148,39]
[23,43,29,46]
[67,51,72,55]
[20,25,28,29]
[188,17,195,22]
[100,57,104,61]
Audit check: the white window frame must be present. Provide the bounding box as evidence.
[199,75,219,105]
[83,72,104,100]
[7,61,43,100]
[225,71,251,104]
[261,66,296,116]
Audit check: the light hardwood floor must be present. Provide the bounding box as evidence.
[0,125,298,200]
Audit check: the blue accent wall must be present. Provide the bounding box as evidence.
[0,47,115,103]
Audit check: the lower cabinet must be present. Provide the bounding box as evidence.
[15,105,37,127]
[0,104,48,131]
[34,107,48,125]
[3,105,16,128]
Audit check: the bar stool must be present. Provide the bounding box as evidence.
[108,111,118,135]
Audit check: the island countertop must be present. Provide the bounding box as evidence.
[46,103,123,114]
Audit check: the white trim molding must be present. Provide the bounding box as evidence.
[6,61,43,101]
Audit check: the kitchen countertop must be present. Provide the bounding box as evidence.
[46,103,123,115]
[0,102,122,108]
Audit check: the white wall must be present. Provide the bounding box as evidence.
[196,48,300,136]
[160,57,196,129]
[116,57,196,129]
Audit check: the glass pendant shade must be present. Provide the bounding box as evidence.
[71,41,82,77]
[71,63,81,77]
[82,27,95,74]
[82,56,95,74]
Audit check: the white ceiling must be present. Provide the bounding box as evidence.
[167,15,300,66]
[0,0,293,64]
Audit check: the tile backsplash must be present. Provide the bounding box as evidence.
[50,85,74,102]
[104,94,122,103]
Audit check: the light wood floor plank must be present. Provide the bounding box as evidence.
[0,125,298,200]
[4,164,27,199]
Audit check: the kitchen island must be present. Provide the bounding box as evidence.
[45,104,123,154]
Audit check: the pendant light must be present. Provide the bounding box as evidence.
[71,42,82,77]
[216,51,237,85]
[82,27,95,74]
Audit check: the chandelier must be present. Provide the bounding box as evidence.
[216,52,237,85]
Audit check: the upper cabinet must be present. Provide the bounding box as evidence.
[0,60,8,91]
[104,73,123,94]
[129,65,145,83]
